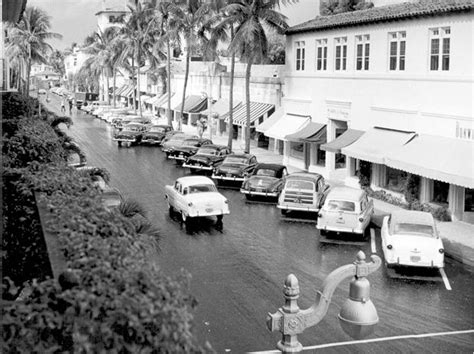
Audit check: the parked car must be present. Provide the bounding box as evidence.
[277,172,329,216]
[167,138,213,162]
[164,176,230,230]
[182,145,232,173]
[381,210,445,269]
[38,88,47,95]
[112,122,148,147]
[316,186,374,237]
[161,133,198,154]
[240,163,288,200]
[211,153,258,185]
[140,124,174,145]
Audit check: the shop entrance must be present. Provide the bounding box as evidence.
[463,188,474,224]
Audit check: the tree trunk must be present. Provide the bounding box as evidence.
[245,57,253,153]
[26,54,31,96]
[227,27,235,151]
[106,71,110,105]
[113,67,117,108]
[166,38,172,126]
[179,46,191,131]
[132,56,136,114]
[137,44,142,117]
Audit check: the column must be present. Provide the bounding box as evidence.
[448,184,464,221]
[325,120,336,174]
[419,178,432,203]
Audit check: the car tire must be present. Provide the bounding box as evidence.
[216,215,224,230]
[245,194,253,201]
[117,141,122,147]
[168,203,175,218]
[281,209,289,216]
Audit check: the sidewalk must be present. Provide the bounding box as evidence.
[183,124,474,271]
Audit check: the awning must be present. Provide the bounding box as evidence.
[140,95,152,102]
[162,92,183,109]
[121,85,136,98]
[342,127,416,164]
[223,102,275,127]
[115,85,128,96]
[200,99,242,118]
[153,92,172,107]
[385,134,474,189]
[264,113,310,141]
[256,107,285,133]
[285,121,325,143]
[173,95,207,113]
[143,95,156,104]
[321,129,364,153]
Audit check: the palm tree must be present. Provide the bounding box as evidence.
[222,0,290,153]
[168,0,213,131]
[5,6,62,95]
[83,27,119,105]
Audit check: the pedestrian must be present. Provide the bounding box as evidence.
[61,98,66,113]
[68,98,73,114]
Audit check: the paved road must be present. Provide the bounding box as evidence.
[45,95,474,353]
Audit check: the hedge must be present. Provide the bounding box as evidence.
[2,92,207,352]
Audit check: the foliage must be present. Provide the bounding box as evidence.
[404,173,420,204]
[267,30,286,64]
[356,160,371,188]
[320,0,374,16]
[48,49,66,77]
[2,92,205,352]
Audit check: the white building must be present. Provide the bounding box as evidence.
[263,0,473,223]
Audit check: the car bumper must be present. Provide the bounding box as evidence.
[278,204,319,212]
[168,155,187,161]
[188,208,230,217]
[141,139,161,144]
[385,255,444,268]
[316,224,365,234]
[113,138,136,143]
[240,189,279,197]
[182,163,213,171]
[212,174,245,182]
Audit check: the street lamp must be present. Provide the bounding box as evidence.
[267,251,381,353]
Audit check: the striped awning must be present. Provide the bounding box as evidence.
[140,95,152,102]
[200,99,242,118]
[115,85,128,96]
[153,92,173,107]
[223,102,275,127]
[163,92,184,110]
[173,95,208,113]
[121,85,135,98]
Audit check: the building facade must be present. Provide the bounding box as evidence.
[276,0,473,223]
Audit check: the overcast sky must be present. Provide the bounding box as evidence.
[27,0,320,50]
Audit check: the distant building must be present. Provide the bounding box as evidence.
[95,0,129,34]
[263,0,473,223]
[30,63,61,89]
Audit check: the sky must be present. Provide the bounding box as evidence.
[26,0,320,50]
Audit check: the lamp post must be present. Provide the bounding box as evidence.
[267,251,381,353]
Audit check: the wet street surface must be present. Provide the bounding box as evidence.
[52,99,473,353]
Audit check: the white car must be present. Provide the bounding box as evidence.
[381,210,445,269]
[165,176,230,229]
[316,187,374,237]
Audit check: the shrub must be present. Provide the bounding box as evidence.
[357,160,372,188]
[404,174,420,204]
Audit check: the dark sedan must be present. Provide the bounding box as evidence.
[167,138,213,163]
[141,124,173,145]
[112,123,148,147]
[211,153,258,185]
[161,133,198,154]
[240,163,288,200]
[182,145,232,173]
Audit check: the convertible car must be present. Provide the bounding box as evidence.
[182,145,232,173]
[112,122,148,147]
[140,124,174,145]
[164,176,230,230]
[240,163,288,200]
[381,210,445,269]
[167,138,213,162]
[211,153,258,185]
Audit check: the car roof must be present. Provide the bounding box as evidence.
[199,144,227,149]
[124,122,145,127]
[225,153,255,159]
[151,124,172,128]
[286,172,323,181]
[255,163,286,171]
[391,210,434,226]
[326,186,366,200]
[176,176,215,186]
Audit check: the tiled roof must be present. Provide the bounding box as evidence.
[286,0,474,34]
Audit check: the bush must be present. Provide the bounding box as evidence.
[404,174,420,204]
[356,160,372,188]
[2,93,205,352]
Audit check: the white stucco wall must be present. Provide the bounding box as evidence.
[284,13,473,139]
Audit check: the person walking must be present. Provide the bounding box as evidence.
[61,98,66,113]
[68,98,73,114]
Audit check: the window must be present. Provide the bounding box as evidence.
[295,41,305,71]
[389,31,406,71]
[334,37,347,71]
[316,39,328,71]
[430,27,450,71]
[385,167,407,193]
[317,148,326,166]
[432,180,449,205]
[355,35,370,71]
[289,141,304,159]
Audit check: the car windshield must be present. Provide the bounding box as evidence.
[225,156,248,164]
[256,169,277,177]
[188,184,217,193]
[327,200,355,212]
[393,223,434,236]
[198,148,217,155]
[286,180,314,190]
[150,127,166,133]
